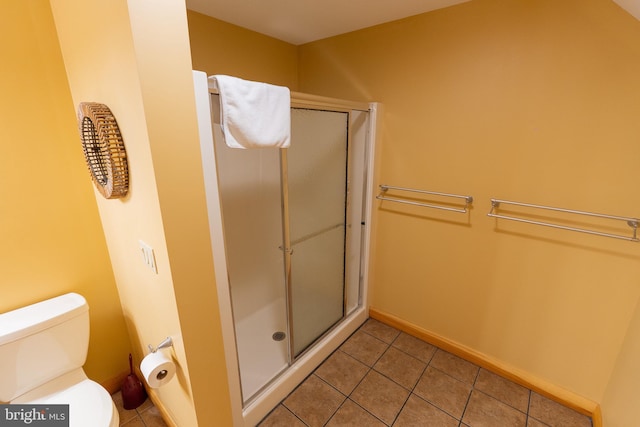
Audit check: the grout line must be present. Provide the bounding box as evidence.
[286,404,308,427]
[458,368,481,423]
[459,384,474,423]
[323,398,347,426]
[343,397,389,427]
[527,388,532,415]
[313,372,349,402]
[348,322,402,426]
[388,339,435,368]
[472,365,481,386]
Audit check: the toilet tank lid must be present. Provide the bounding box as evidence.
[0,293,88,346]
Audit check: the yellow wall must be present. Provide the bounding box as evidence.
[299,0,640,405]
[187,10,299,90]
[0,0,131,388]
[24,0,637,423]
[601,298,640,426]
[50,0,232,425]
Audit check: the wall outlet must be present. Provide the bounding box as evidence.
[139,240,158,274]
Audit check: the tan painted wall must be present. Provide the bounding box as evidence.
[187,10,299,90]
[601,298,640,426]
[26,0,635,422]
[50,0,232,425]
[299,0,640,404]
[0,0,131,388]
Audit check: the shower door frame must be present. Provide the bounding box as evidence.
[194,70,379,427]
[283,105,359,364]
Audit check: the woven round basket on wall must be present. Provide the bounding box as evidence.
[77,102,129,199]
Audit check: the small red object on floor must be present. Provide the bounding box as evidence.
[121,353,148,410]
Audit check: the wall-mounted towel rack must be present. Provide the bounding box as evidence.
[377,185,473,213]
[487,199,639,242]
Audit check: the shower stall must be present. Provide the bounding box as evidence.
[193,72,377,425]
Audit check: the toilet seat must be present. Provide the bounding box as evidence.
[11,369,119,427]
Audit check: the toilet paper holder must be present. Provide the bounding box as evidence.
[141,338,176,388]
[147,336,173,354]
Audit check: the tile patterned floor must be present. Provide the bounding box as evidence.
[258,318,593,427]
[112,390,169,427]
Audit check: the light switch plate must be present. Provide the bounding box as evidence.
[139,240,158,274]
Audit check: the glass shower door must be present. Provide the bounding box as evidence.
[286,108,349,357]
[209,87,369,407]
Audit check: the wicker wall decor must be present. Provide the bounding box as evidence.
[78,102,129,199]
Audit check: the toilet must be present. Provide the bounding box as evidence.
[0,293,119,427]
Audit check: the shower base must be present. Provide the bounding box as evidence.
[243,306,368,426]
[235,297,288,401]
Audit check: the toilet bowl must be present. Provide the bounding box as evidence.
[0,293,119,427]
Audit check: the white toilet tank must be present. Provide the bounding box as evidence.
[0,293,90,402]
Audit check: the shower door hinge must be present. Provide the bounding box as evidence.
[278,245,294,255]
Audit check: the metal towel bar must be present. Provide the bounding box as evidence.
[488,199,639,242]
[377,185,473,214]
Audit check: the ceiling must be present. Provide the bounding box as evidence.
[185,0,640,45]
[185,0,471,45]
[613,0,640,21]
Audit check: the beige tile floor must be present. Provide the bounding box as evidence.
[112,390,169,427]
[259,318,593,427]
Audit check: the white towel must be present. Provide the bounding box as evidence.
[210,75,291,149]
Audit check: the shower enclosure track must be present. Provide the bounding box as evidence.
[195,71,377,427]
